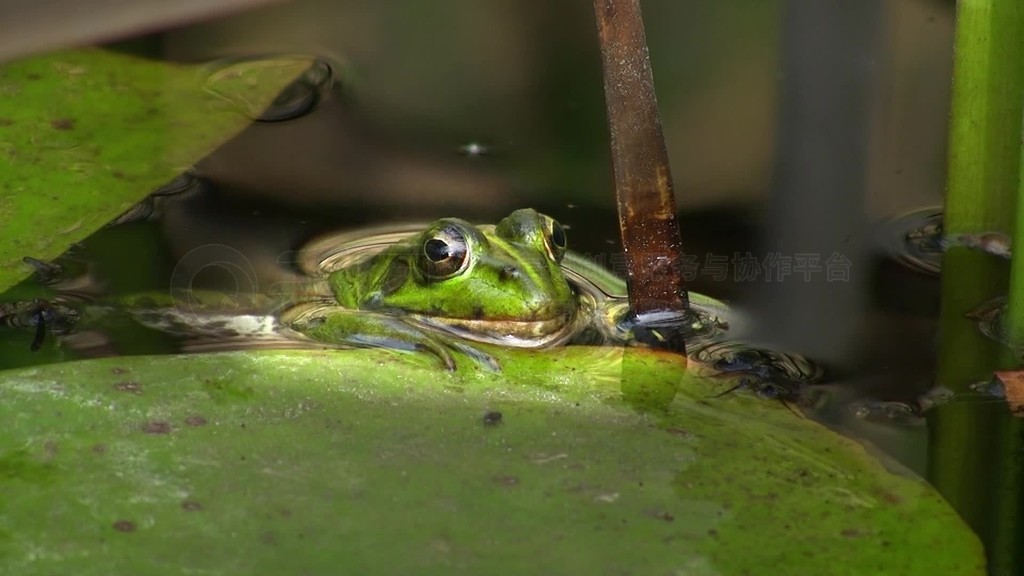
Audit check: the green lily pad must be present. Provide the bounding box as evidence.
[0,346,985,575]
[0,49,309,293]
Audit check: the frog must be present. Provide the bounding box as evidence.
[280,208,732,370]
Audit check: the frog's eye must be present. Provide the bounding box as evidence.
[545,219,568,263]
[418,224,470,280]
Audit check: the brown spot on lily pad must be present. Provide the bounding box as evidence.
[92,443,107,454]
[482,410,503,427]
[645,510,675,522]
[0,118,12,126]
[492,475,519,487]
[664,427,692,439]
[185,415,207,427]
[113,520,136,532]
[875,489,902,505]
[181,500,202,511]
[51,118,75,130]
[115,381,142,393]
[111,367,127,374]
[142,421,172,434]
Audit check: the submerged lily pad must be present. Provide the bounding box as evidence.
[0,346,984,575]
[0,49,312,293]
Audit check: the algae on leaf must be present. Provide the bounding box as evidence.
[0,49,310,293]
[0,347,985,575]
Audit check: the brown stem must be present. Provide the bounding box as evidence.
[593,0,689,350]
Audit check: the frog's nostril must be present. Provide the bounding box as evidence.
[500,265,519,281]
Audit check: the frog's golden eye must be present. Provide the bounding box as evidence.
[545,218,568,263]
[419,224,470,280]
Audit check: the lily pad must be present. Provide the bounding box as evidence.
[0,49,310,293]
[0,346,985,575]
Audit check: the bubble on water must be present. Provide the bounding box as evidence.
[204,55,334,122]
[917,386,954,412]
[879,207,1016,275]
[849,401,923,426]
[878,207,943,276]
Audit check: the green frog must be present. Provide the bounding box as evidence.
[280,208,731,370]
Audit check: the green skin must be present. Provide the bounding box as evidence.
[285,209,730,371]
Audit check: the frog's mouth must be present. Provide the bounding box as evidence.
[409,310,579,348]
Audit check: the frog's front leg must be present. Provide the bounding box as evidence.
[281,303,498,371]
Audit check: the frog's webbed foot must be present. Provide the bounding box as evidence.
[280,303,499,371]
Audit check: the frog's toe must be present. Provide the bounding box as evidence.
[446,340,501,372]
[414,341,457,371]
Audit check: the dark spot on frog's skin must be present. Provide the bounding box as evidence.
[482,410,502,426]
[111,367,127,375]
[51,118,75,130]
[115,381,142,393]
[44,441,59,458]
[113,520,136,533]
[0,118,12,126]
[499,265,519,281]
[92,443,107,454]
[142,421,172,434]
[472,306,485,320]
[840,528,864,538]
[492,475,519,487]
[181,500,202,511]
[185,415,207,427]
[26,73,41,80]
[111,170,125,179]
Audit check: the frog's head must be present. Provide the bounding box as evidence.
[330,209,577,343]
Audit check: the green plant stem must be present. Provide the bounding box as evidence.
[944,0,1024,235]
[1005,114,1024,342]
[935,1,1024,572]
